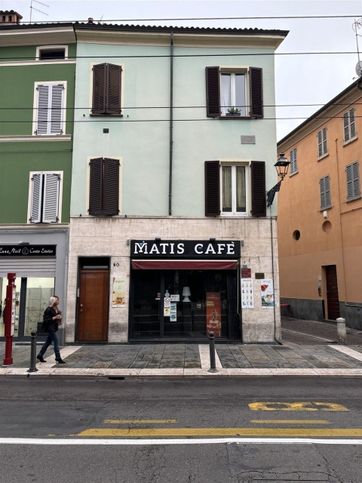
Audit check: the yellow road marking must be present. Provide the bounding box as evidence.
[78,427,362,438]
[249,402,349,412]
[103,419,177,424]
[250,420,331,425]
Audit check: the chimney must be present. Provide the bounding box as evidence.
[0,10,23,24]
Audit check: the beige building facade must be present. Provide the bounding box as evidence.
[277,80,362,329]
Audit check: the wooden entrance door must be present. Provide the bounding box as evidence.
[77,269,109,342]
[325,265,340,320]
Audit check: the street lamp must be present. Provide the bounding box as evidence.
[266,154,291,206]
[274,153,290,181]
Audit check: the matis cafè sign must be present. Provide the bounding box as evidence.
[131,240,240,259]
[0,245,56,257]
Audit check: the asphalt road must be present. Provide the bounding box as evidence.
[0,377,361,482]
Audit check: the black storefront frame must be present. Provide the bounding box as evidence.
[129,265,241,343]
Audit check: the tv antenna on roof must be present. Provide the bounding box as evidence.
[353,18,362,77]
[30,0,49,24]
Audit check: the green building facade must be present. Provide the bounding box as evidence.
[0,23,76,340]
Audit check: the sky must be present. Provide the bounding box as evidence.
[1,0,361,140]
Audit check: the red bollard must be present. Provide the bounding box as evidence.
[3,273,16,366]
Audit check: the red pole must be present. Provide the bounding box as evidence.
[3,273,16,366]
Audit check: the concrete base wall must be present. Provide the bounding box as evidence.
[281,297,362,330]
[66,217,281,344]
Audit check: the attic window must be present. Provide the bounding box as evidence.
[37,46,67,61]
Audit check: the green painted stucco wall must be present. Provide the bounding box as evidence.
[0,44,76,224]
[0,63,75,136]
[0,142,72,224]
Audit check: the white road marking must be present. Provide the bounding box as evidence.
[0,437,362,446]
[1,367,362,377]
[198,344,222,370]
[329,345,362,362]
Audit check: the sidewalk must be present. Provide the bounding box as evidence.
[1,318,362,377]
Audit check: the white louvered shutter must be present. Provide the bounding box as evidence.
[42,173,61,223]
[36,85,49,135]
[50,84,64,134]
[30,173,43,223]
[346,165,354,199]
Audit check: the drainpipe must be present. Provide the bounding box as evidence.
[168,32,174,216]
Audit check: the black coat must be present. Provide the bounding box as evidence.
[43,307,60,332]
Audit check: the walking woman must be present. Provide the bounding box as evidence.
[37,295,65,364]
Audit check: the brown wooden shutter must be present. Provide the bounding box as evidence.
[205,67,220,118]
[102,158,120,215]
[89,158,103,215]
[249,67,263,118]
[92,64,107,115]
[205,161,220,216]
[251,161,266,217]
[107,64,122,115]
[92,63,122,115]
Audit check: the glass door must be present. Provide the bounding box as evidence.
[0,276,54,338]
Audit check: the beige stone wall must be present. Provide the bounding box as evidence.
[66,216,280,343]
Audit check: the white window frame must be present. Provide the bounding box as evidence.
[27,171,63,224]
[219,68,248,117]
[317,127,328,158]
[343,108,357,143]
[290,148,298,174]
[220,162,250,216]
[346,161,361,201]
[32,81,67,136]
[36,45,68,61]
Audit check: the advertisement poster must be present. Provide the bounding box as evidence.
[241,279,254,309]
[163,295,171,317]
[170,302,177,322]
[260,279,275,307]
[112,278,127,307]
[206,292,221,337]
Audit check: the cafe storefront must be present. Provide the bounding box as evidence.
[129,240,241,341]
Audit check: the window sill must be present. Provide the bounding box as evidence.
[317,152,329,162]
[218,115,261,120]
[220,212,248,217]
[343,136,358,147]
[320,205,332,211]
[289,170,299,177]
[90,113,123,117]
[346,195,362,203]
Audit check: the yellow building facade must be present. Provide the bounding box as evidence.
[277,80,362,329]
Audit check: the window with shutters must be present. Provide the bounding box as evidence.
[346,161,361,201]
[343,108,357,143]
[91,63,122,116]
[32,81,66,135]
[206,66,263,118]
[320,176,331,210]
[205,161,265,217]
[290,148,298,174]
[317,127,328,158]
[28,171,62,224]
[89,158,120,216]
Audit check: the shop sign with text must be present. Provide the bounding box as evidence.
[0,245,56,257]
[131,240,240,259]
